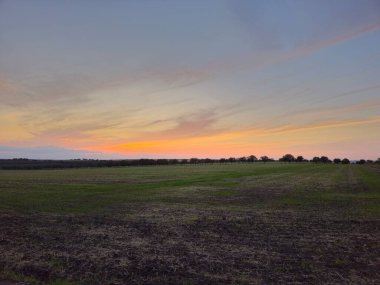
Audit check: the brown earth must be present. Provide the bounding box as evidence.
[1,207,379,285]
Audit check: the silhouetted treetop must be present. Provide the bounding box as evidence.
[279,154,295,162]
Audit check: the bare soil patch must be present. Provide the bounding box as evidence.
[1,207,379,285]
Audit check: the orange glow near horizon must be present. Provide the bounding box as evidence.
[1,1,380,160]
[90,116,380,159]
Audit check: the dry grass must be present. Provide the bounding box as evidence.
[0,163,379,284]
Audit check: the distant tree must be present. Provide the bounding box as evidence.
[219,158,227,163]
[296,156,304,162]
[280,154,295,162]
[312,157,320,163]
[356,159,366,164]
[341,158,350,164]
[320,156,330,163]
[366,160,373,164]
[228,157,236,163]
[157,159,169,165]
[238,157,247,163]
[247,155,258,162]
[376,158,380,164]
[333,158,341,164]
[189,158,199,164]
[260,156,269,162]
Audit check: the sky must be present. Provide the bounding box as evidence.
[0,0,380,160]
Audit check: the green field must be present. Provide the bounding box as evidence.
[1,163,379,284]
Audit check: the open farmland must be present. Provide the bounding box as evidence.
[0,163,379,284]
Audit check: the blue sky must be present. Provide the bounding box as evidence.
[0,0,379,159]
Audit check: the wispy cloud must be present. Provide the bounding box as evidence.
[0,78,12,92]
[275,98,380,122]
[122,107,237,143]
[1,1,379,159]
[287,21,380,58]
[266,116,380,134]
[3,16,378,110]
[0,145,101,159]
[103,115,380,156]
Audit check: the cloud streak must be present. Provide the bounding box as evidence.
[1,1,379,159]
[0,145,101,160]
[3,16,379,109]
[102,114,380,157]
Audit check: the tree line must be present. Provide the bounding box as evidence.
[0,155,379,170]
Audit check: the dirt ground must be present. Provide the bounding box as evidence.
[1,207,379,285]
[1,164,380,284]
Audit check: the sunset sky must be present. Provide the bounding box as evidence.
[1,0,380,159]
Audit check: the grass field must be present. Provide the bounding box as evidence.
[0,163,379,284]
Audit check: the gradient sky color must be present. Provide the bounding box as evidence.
[1,0,380,159]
